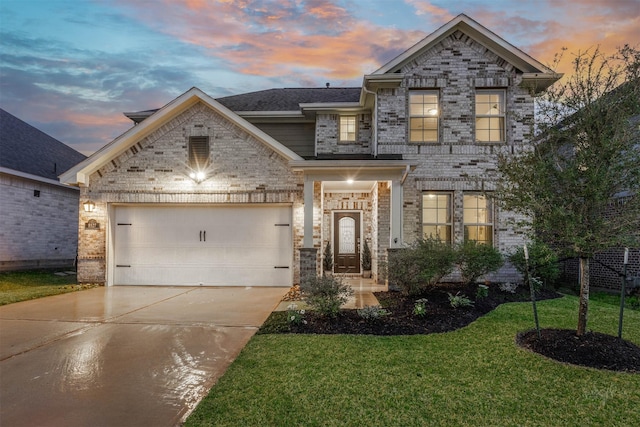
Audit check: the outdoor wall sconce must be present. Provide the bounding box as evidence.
[189,171,206,183]
[83,200,96,212]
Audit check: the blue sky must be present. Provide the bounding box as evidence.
[1,0,638,155]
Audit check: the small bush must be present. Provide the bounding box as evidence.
[300,275,353,318]
[286,303,306,325]
[498,282,519,293]
[476,284,489,299]
[413,298,428,317]
[509,240,560,289]
[357,305,390,321]
[388,237,457,295]
[456,240,504,285]
[323,242,333,272]
[362,240,372,271]
[448,292,474,309]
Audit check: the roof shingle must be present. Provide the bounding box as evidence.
[0,108,86,180]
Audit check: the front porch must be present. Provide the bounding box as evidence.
[292,159,414,283]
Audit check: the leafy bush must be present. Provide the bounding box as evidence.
[498,282,519,293]
[300,275,353,318]
[476,284,489,299]
[456,241,504,285]
[362,240,372,271]
[413,298,428,317]
[286,303,306,325]
[388,237,457,295]
[448,292,474,309]
[357,305,390,321]
[509,240,560,289]
[323,242,333,272]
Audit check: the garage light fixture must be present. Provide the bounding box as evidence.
[189,171,206,183]
[83,200,96,212]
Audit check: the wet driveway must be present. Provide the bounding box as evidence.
[0,286,288,427]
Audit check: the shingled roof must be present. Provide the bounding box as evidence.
[124,87,362,123]
[0,108,86,181]
[216,87,361,111]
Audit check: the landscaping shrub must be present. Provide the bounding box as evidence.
[448,292,474,309]
[357,305,390,321]
[476,284,489,299]
[413,298,428,317]
[387,237,457,295]
[300,275,353,318]
[509,240,560,289]
[323,242,333,273]
[456,240,504,285]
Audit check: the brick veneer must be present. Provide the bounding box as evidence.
[0,173,79,271]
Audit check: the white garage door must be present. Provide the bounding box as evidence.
[113,205,293,286]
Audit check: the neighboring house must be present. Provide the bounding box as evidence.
[60,14,560,287]
[0,108,86,271]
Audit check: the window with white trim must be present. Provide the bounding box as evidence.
[422,192,452,243]
[339,115,357,142]
[409,91,439,143]
[463,194,493,244]
[475,90,505,142]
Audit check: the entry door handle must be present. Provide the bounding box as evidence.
[203,230,206,242]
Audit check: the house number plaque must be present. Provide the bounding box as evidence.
[85,219,100,230]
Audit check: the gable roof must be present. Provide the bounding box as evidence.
[368,13,560,93]
[60,87,304,186]
[0,108,86,181]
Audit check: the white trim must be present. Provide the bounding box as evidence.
[0,167,79,190]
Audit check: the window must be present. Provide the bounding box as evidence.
[189,136,210,170]
[463,194,493,244]
[339,115,357,142]
[409,91,439,143]
[475,90,505,142]
[422,193,452,243]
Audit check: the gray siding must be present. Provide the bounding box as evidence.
[253,122,315,158]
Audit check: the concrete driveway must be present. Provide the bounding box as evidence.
[0,286,288,427]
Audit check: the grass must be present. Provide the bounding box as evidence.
[186,295,640,427]
[0,270,94,305]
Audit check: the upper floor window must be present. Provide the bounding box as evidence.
[339,115,357,142]
[475,90,505,142]
[409,91,439,143]
[422,192,452,243]
[463,194,493,245]
[189,136,210,171]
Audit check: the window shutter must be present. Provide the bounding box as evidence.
[189,136,210,169]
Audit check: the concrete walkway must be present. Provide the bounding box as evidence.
[0,286,288,427]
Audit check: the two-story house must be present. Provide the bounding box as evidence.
[60,14,560,287]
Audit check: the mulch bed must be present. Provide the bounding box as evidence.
[259,282,640,373]
[517,329,640,373]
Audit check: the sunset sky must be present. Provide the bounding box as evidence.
[1,0,638,155]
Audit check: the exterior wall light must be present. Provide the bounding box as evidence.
[189,171,206,183]
[83,200,96,212]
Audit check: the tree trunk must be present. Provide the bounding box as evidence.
[577,256,590,336]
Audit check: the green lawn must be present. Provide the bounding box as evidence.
[186,295,640,427]
[0,270,94,305]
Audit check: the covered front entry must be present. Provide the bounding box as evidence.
[112,205,293,286]
[334,212,361,274]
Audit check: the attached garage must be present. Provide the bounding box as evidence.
[112,205,293,287]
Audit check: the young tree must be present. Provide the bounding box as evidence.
[497,45,640,336]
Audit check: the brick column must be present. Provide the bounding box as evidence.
[299,248,318,284]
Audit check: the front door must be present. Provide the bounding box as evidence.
[333,212,360,274]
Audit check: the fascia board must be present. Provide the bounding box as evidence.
[235,110,304,119]
[299,102,364,112]
[60,87,303,185]
[1,167,79,190]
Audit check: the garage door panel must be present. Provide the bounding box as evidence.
[114,206,292,286]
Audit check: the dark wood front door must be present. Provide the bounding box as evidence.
[334,212,360,274]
